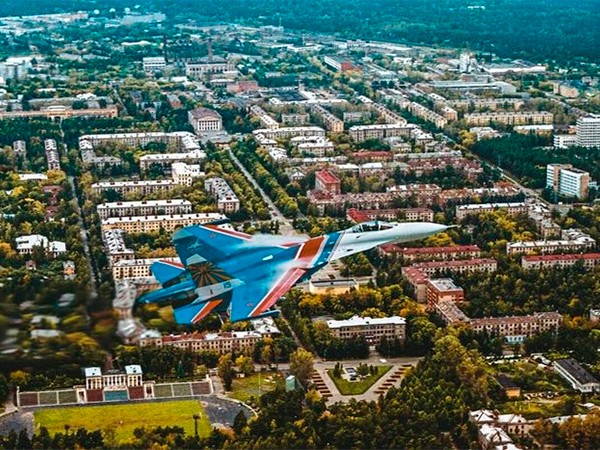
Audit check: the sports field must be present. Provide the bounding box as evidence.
[34,400,211,442]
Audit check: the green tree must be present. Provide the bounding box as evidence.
[218,354,235,391]
[289,348,314,388]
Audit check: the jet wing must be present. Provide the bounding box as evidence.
[229,265,307,322]
[173,224,306,266]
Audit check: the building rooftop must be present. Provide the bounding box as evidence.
[554,358,600,386]
[427,278,462,292]
[522,253,600,262]
[326,315,405,329]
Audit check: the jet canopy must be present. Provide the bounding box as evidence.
[349,221,395,233]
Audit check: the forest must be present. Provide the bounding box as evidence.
[6,0,600,64]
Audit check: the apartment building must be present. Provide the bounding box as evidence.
[15,234,66,257]
[521,253,600,270]
[553,358,600,393]
[346,207,435,224]
[204,177,240,213]
[253,126,325,140]
[383,245,481,262]
[314,169,341,196]
[139,330,269,355]
[142,56,166,72]
[0,106,118,120]
[103,229,134,264]
[440,106,458,121]
[92,180,178,196]
[407,258,498,276]
[13,140,26,156]
[44,139,60,171]
[576,115,600,148]
[325,315,406,345]
[455,202,528,220]
[297,140,335,157]
[97,199,192,220]
[448,98,524,111]
[101,212,226,234]
[470,312,563,344]
[434,300,471,324]
[310,104,344,132]
[370,102,407,125]
[249,105,279,129]
[349,124,413,142]
[546,163,591,200]
[323,55,356,72]
[139,149,206,172]
[188,108,223,133]
[426,278,465,307]
[464,111,553,126]
[281,113,310,126]
[507,230,596,255]
[408,102,448,128]
[185,56,234,76]
[112,257,181,280]
[171,162,204,186]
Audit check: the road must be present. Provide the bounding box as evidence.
[67,175,98,300]
[226,145,300,237]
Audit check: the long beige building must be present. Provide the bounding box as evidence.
[455,202,528,220]
[326,315,406,345]
[92,180,179,196]
[311,104,344,132]
[97,199,193,220]
[101,212,226,233]
[139,330,269,355]
[464,112,553,126]
[0,105,118,120]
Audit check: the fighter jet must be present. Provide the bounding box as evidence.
[138,220,452,324]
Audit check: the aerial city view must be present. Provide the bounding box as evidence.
[1,0,600,448]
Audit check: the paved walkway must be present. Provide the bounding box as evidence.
[311,357,422,403]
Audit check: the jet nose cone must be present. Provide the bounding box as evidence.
[391,222,456,243]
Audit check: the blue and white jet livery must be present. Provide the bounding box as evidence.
[138,220,451,324]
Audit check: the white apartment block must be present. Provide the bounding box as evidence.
[97,199,193,220]
[326,315,406,345]
[349,124,413,142]
[456,202,528,220]
[553,134,578,149]
[139,149,206,172]
[16,234,66,257]
[521,253,600,270]
[253,126,325,140]
[464,112,553,126]
[185,58,235,77]
[13,140,26,156]
[142,56,166,72]
[103,229,135,264]
[448,98,524,111]
[371,102,408,125]
[576,115,600,148]
[507,230,596,255]
[281,113,310,126]
[408,102,448,128]
[204,177,240,213]
[470,312,562,344]
[101,212,226,234]
[92,180,178,196]
[297,140,335,157]
[546,164,590,199]
[171,162,204,186]
[310,104,344,132]
[44,139,60,171]
[188,108,223,133]
[249,105,279,129]
[139,330,267,355]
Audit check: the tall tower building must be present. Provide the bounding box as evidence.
[576,115,600,148]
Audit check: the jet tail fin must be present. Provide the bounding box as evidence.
[151,260,185,286]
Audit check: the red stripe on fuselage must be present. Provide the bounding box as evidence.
[159,259,184,268]
[251,267,305,317]
[297,236,325,262]
[191,299,223,323]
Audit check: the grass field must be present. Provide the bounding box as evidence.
[34,400,211,442]
[327,366,391,395]
[228,372,282,403]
